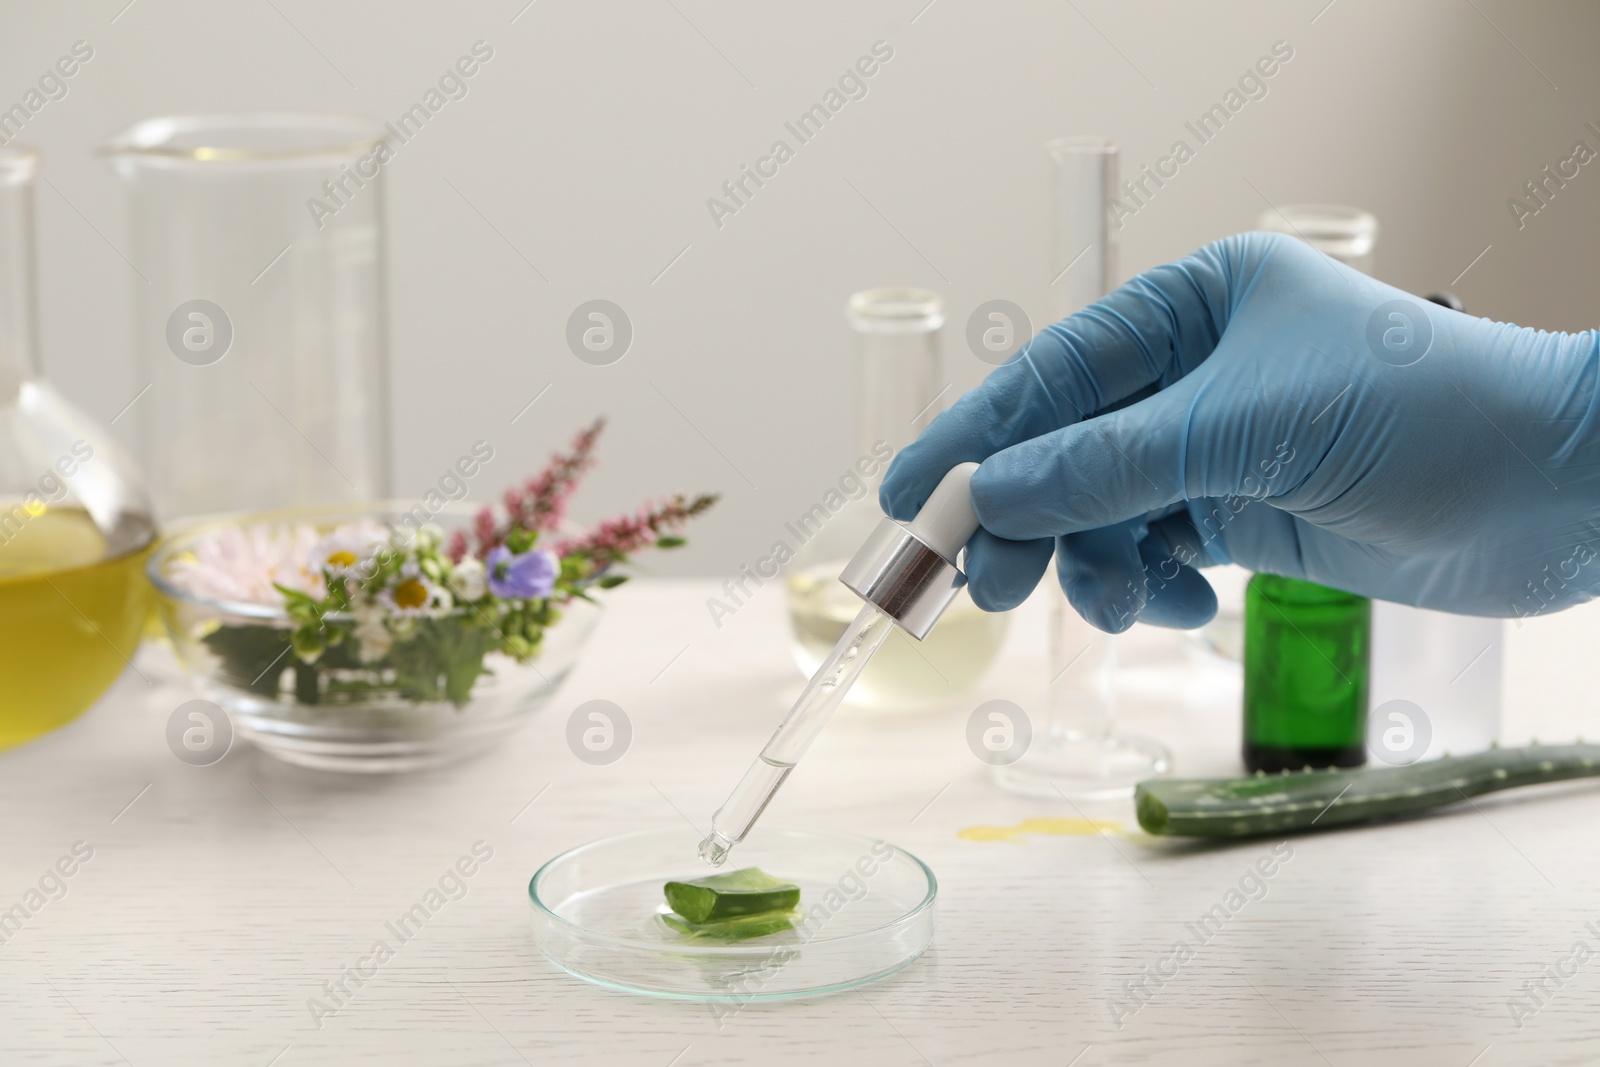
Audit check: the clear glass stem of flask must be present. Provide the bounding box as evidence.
[0,148,40,394]
[1048,597,1117,743]
[701,604,894,865]
[848,288,946,462]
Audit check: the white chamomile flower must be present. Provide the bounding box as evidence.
[379,561,452,618]
[310,520,389,583]
[449,558,487,602]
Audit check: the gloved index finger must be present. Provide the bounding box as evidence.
[880,235,1244,522]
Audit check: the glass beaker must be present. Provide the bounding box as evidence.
[785,288,1007,710]
[1258,203,1377,273]
[101,114,392,520]
[994,136,1170,799]
[0,146,157,748]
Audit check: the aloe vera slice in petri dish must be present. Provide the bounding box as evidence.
[659,910,796,942]
[663,867,801,924]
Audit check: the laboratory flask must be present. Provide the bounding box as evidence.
[785,288,1007,710]
[0,146,156,747]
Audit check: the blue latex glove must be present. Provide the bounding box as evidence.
[881,232,1600,632]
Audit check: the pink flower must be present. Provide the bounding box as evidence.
[556,494,717,562]
[456,418,715,584]
[473,419,605,557]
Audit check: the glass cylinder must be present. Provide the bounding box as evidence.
[994,136,1168,799]
[1043,136,1120,746]
[1046,136,1118,319]
[784,289,1006,710]
[0,145,156,748]
[101,114,391,520]
[1243,574,1369,771]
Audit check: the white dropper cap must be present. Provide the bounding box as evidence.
[907,461,980,562]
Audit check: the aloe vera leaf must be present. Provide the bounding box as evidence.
[1135,742,1600,838]
[659,910,796,942]
[663,868,801,924]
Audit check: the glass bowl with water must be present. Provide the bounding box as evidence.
[148,502,601,773]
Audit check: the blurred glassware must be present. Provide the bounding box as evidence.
[1186,563,1250,661]
[0,145,156,748]
[101,114,391,520]
[786,288,1007,710]
[1259,203,1377,272]
[1047,136,1119,314]
[994,136,1170,799]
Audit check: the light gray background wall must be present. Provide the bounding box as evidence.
[6,0,1599,575]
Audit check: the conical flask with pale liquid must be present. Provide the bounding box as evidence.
[785,288,1007,710]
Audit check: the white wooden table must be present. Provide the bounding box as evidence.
[4,578,1600,1066]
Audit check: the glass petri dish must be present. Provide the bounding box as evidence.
[529,826,936,1000]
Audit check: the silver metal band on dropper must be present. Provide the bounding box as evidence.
[838,516,966,641]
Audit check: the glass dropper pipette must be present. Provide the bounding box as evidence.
[699,463,982,866]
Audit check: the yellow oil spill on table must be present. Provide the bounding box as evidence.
[958,817,1122,843]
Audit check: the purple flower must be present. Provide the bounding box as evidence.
[486,546,559,599]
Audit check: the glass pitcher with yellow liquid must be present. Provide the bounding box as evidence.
[0,146,156,748]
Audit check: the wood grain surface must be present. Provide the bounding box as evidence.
[3,580,1598,1066]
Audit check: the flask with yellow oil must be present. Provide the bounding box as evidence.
[0,145,155,749]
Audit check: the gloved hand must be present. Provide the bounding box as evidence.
[881,231,1600,632]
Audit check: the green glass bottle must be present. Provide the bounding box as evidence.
[1243,574,1370,773]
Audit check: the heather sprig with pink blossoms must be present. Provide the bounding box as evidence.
[183,419,716,708]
